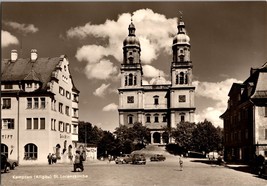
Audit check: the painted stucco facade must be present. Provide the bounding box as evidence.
[1,50,80,164]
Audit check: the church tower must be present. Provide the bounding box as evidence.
[170,14,195,128]
[118,19,144,126]
[121,19,143,88]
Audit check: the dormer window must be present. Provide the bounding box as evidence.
[26,83,32,88]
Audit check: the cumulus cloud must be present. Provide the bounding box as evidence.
[143,65,166,78]
[193,78,242,127]
[102,103,118,111]
[84,59,117,80]
[93,83,111,97]
[66,9,178,80]
[3,21,39,35]
[1,30,19,47]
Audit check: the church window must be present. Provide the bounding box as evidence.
[180,114,185,123]
[134,76,137,85]
[179,95,186,102]
[179,55,184,62]
[128,115,133,124]
[125,76,128,86]
[154,114,159,123]
[146,114,151,123]
[127,96,134,103]
[153,96,159,105]
[176,75,179,84]
[162,114,167,122]
[179,72,184,84]
[129,74,133,85]
[185,73,188,84]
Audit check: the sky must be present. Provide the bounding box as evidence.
[2,1,266,131]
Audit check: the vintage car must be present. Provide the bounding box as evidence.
[132,154,146,165]
[1,154,11,173]
[150,154,166,161]
[8,158,19,170]
[115,154,132,164]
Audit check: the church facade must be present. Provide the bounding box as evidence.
[118,16,196,144]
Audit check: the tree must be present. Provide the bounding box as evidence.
[78,121,103,145]
[97,131,117,157]
[170,122,196,151]
[192,119,222,153]
[114,122,150,153]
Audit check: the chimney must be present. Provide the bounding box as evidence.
[31,49,38,61]
[11,49,18,62]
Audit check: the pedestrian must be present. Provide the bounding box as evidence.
[108,155,112,163]
[52,154,57,164]
[74,150,80,172]
[47,153,52,165]
[179,157,183,171]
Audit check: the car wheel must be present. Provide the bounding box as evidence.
[11,163,16,170]
[4,164,10,173]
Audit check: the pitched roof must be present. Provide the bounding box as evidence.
[251,72,267,99]
[1,57,61,89]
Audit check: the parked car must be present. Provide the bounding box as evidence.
[1,154,11,173]
[150,154,166,161]
[132,154,146,165]
[207,152,219,160]
[115,154,132,164]
[8,158,18,170]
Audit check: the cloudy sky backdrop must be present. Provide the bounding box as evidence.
[2,2,266,131]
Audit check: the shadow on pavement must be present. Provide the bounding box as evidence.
[190,159,267,180]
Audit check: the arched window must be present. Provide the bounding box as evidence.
[153,96,159,105]
[68,145,73,160]
[180,113,185,123]
[128,115,133,124]
[146,114,151,123]
[162,114,167,122]
[125,76,128,86]
[176,75,179,84]
[1,144,8,157]
[129,74,133,86]
[56,144,61,159]
[154,114,159,123]
[179,72,184,84]
[134,75,137,85]
[24,143,38,160]
[185,73,188,84]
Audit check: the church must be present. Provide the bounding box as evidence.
[118,15,196,145]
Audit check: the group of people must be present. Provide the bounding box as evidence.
[73,150,85,172]
[47,150,85,172]
[47,153,57,165]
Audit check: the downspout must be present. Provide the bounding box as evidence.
[16,88,20,164]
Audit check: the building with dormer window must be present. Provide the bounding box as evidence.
[118,15,196,145]
[221,63,267,162]
[1,49,79,164]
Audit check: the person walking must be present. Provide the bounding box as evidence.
[47,153,52,165]
[73,150,80,172]
[179,157,183,171]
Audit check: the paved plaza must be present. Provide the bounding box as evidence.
[1,156,267,186]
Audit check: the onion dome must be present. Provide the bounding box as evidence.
[123,21,140,47]
[173,16,190,45]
